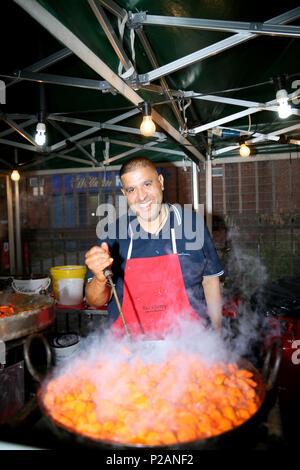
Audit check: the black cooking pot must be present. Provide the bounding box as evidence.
[36,340,282,450]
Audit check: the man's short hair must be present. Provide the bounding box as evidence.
[120,156,158,178]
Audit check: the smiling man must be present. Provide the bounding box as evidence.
[121,159,166,232]
[85,156,224,337]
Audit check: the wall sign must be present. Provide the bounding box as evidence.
[52,172,122,194]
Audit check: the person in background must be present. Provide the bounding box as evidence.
[85,156,224,339]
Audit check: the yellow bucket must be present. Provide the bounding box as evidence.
[50,265,87,306]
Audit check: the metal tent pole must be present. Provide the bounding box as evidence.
[6,176,16,275]
[192,162,199,212]
[14,179,22,275]
[205,154,213,235]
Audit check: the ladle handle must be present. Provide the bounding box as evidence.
[104,268,113,279]
[104,268,131,341]
[262,338,282,391]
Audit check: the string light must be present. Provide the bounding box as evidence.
[273,75,292,120]
[140,102,156,137]
[11,169,20,181]
[276,89,292,119]
[35,122,46,146]
[239,143,251,157]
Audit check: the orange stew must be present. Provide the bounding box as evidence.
[0,304,15,318]
[43,348,260,445]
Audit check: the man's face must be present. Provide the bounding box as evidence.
[121,166,164,222]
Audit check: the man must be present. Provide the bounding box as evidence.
[85,156,224,338]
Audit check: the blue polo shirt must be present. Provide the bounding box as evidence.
[86,204,223,325]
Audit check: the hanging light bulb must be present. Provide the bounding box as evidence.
[140,102,156,137]
[11,169,20,181]
[239,143,251,157]
[35,122,46,146]
[273,75,292,120]
[276,89,292,119]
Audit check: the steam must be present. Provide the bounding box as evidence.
[221,228,269,364]
[61,318,235,369]
[49,317,238,404]
[223,227,268,300]
[46,322,238,438]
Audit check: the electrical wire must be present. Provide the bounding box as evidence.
[154,73,300,106]
[51,105,137,116]
[38,74,300,159]
[247,114,252,134]
[47,73,300,116]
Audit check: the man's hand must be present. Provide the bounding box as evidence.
[84,242,113,308]
[85,242,113,283]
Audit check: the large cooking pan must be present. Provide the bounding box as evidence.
[36,340,282,450]
[0,293,55,342]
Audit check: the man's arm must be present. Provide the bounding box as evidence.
[202,275,223,331]
[85,276,112,308]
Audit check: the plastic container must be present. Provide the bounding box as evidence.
[12,275,50,295]
[50,265,87,307]
[50,333,80,366]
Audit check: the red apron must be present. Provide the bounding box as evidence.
[110,223,204,339]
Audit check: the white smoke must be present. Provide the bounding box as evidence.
[223,227,269,299]
[44,321,238,440]
[221,227,270,364]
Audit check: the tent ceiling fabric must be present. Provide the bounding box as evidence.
[0,0,300,171]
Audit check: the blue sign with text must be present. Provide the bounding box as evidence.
[52,172,122,194]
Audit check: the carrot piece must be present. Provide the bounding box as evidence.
[119,345,133,358]
[248,401,258,415]
[237,409,250,420]
[215,374,226,385]
[216,417,233,432]
[86,411,98,423]
[143,431,162,445]
[223,406,237,423]
[210,407,223,422]
[103,421,114,432]
[161,430,177,445]
[134,394,151,410]
[176,410,199,426]
[245,378,257,387]
[236,369,254,378]
[176,426,198,443]
[198,423,211,435]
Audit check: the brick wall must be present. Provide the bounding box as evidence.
[162,166,192,206]
[205,159,300,282]
[161,158,300,283]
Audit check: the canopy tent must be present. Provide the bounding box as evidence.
[0,0,299,173]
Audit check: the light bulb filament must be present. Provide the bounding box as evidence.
[140,115,156,137]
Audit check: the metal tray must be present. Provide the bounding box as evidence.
[0,294,55,341]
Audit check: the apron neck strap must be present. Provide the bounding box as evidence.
[127,204,181,259]
[127,224,133,259]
